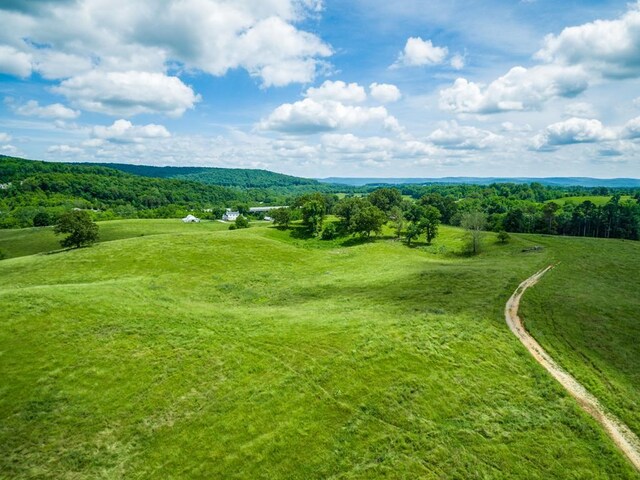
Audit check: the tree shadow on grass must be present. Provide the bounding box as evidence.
[288,225,316,240]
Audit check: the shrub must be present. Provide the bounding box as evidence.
[497,230,511,244]
[235,215,250,229]
[321,223,338,240]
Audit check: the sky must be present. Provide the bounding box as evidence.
[0,0,639,179]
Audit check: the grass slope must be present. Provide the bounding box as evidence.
[520,235,640,438]
[0,223,637,478]
[0,219,230,259]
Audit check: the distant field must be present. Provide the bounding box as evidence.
[0,222,638,478]
[548,195,633,206]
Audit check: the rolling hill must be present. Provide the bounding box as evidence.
[1,220,638,478]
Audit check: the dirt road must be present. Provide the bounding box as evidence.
[505,266,640,472]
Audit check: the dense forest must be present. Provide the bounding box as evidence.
[1,156,639,240]
[0,156,274,228]
[86,163,353,195]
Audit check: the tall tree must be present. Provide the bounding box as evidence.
[368,188,402,215]
[270,207,291,229]
[420,205,441,244]
[460,211,486,255]
[351,204,386,237]
[301,200,324,236]
[54,210,99,248]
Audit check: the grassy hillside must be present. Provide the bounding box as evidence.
[0,222,637,478]
[0,219,231,259]
[520,235,640,438]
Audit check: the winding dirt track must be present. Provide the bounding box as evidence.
[505,266,640,472]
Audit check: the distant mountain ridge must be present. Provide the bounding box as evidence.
[319,177,640,188]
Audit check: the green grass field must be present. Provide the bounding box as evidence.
[520,235,640,438]
[0,219,231,259]
[0,221,638,478]
[547,195,633,206]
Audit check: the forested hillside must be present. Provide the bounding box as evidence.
[0,156,255,228]
[90,163,320,188]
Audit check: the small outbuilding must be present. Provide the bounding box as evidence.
[182,214,200,223]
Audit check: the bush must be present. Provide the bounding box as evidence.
[33,211,53,227]
[0,249,7,260]
[497,230,511,244]
[228,224,237,230]
[235,215,250,229]
[321,223,338,240]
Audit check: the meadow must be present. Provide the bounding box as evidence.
[520,235,640,438]
[0,220,638,478]
[546,195,634,206]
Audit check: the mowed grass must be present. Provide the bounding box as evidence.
[520,235,640,438]
[0,219,231,259]
[0,223,638,478]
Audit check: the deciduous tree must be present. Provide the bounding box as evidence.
[54,210,99,249]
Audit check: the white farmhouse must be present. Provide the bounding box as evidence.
[182,214,200,223]
[222,209,240,221]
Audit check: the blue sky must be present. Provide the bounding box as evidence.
[0,0,639,178]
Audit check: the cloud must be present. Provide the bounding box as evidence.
[563,102,597,119]
[33,51,94,80]
[0,0,331,88]
[393,37,448,67]
[92,119,171,143]
[439,64,589,114]
[535,4,640,79]
[47,144,84,155]
[439,3,640,116]
[369,83,401,103]
[0,45,32,77]
[53,71,200,117]
[500,121,532,133]
[259,98,395,134]
[306,80,367,103]
[532,117,615,150]
[427,121,503,150]
[450,54,465,70]
[622,116,640,139]
[15,100,80,120]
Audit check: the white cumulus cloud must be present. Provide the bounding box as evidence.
[260,98,395,134]
[394,37,448,67]
[92,119,171,143]
[439,64,589,114]
[0,0,331,88]
[622,116,640,139]
[535,4,640,79]
[53,71,200,117]
[427,121,504,150]
[306,80,367,103]
[15,100,80,119]
[369,83,401,103]
[532,117,616,150]
[0,45,32,77]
